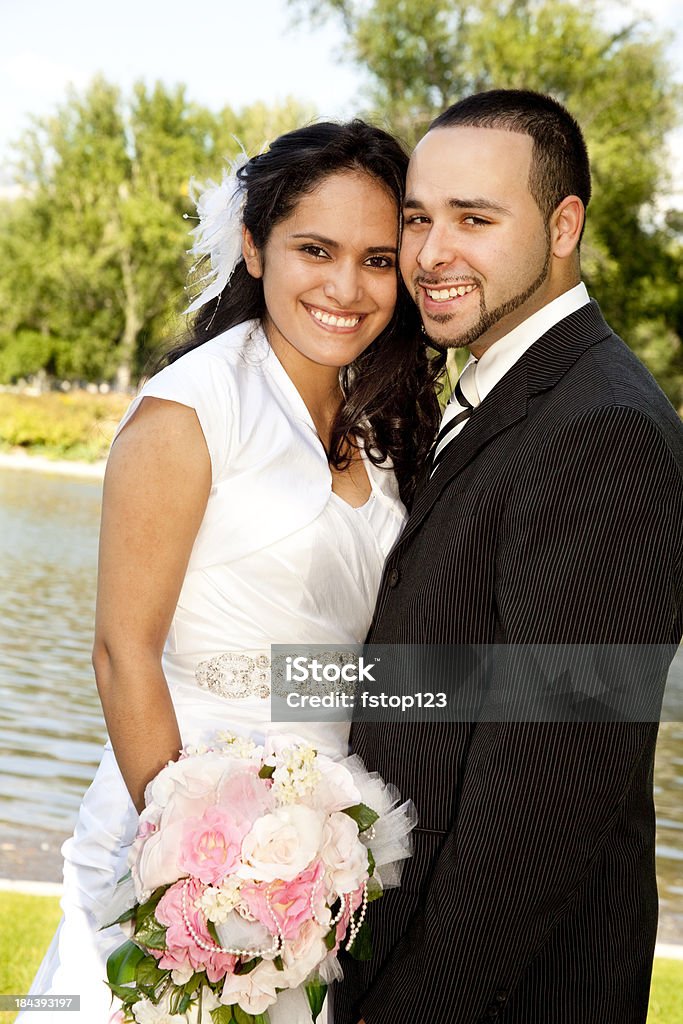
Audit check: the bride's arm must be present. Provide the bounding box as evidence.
[92,397,212,813]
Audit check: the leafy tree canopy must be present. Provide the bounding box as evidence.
[0,78,314,387]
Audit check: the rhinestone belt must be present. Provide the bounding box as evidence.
[194,648,361,701]
[195,651,271,700]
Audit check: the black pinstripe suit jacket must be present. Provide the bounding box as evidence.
[334,302,683,1024]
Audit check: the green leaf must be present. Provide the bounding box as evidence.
[367,876,383,903]
[258,764,275,779]
[106,980,138,1004]
[106,939,146,985]
[233,1008,270,1024]
[305,979,328,1022]
[272,955,285,972]
[183,972,204,996]
[135,955,169,989]
[136,885,169,923]
[103,880,169,930]
[206,919,222,945]
[134,912,168,950]
[131,887,169,949]
[367,847,376,877]
[102,903,137,927]
[211,1006,237,1024]
[347,919,373,961]
[234,956,263,975]
[229,1007,271,1024]
[177,991,193,1014]
[341,803,379,832]
[324,927,337,950]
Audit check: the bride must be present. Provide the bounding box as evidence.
[21,120,443,1022]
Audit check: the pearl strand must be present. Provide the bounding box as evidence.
[309,874,347,928]
[180,878,283,958]
[345,881,368,953]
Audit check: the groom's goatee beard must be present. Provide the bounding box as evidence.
[420,256,552,350]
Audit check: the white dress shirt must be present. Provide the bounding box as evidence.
[468,281,590,402]
[431,283,590,472]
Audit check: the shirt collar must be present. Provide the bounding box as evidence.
[469,282,590,402]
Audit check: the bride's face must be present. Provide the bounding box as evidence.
[243,170,399,371]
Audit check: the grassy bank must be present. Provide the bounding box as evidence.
[0,891,681,1022]
[0,391,130,462]
[0,893,62,1023]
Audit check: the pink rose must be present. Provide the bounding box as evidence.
[137,820,157,839]
[178,807,250,885]
[241,860,328,939]
[217,769,272,825]
[131,768,267,900]
[156,878,236,983]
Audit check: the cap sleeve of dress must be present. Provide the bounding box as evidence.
[113,342,237,484]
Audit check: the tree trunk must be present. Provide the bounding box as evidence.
[115,246,141,391]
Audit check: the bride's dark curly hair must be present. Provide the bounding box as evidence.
[160,120,445,507]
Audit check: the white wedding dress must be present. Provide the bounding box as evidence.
[21,320,407,1023]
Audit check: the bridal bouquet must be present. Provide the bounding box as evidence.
[105,732,415,1024]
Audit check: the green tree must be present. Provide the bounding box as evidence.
[292,0,683,406]
[0,79,314,387]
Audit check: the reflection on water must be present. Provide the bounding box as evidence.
[0,466,681,938]
[0,469,105,834]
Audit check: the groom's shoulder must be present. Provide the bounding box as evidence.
[559,308,681,445]
[521,306,682,478]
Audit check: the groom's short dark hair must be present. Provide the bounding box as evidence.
[430,89,591,224]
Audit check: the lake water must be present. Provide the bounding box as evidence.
[0,465,681,940]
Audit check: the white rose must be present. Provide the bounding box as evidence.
[311,759,362,813]
[186,987,220,1024]
[239,806,324,882]
[220,960,281,1015]
[145,751,240,821]
[130,816,187,898]
[280,919,328,988]
[143,753,213,811]
[321,812,368,895]
[132,993,178,1024]
[171,964,194,986]
[134,989,219,1024]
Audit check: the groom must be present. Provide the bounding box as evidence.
[335,91,683,1023]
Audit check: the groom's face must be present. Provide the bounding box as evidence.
[400,125,553,355]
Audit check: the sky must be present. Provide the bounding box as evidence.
[1,0,682,193]
[0,0,362,176]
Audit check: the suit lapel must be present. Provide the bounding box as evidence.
[398,301,614,550]
[402,360,528,546]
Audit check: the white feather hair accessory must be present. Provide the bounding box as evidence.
[184,148,250,315]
